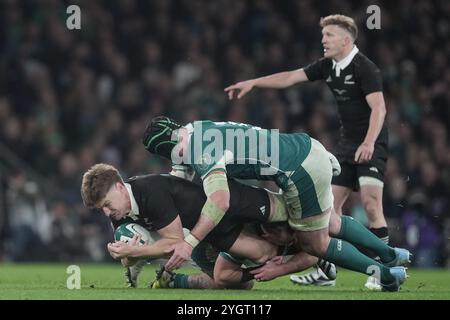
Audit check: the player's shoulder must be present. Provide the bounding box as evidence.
[313,57,333,69]
[190,120,221,134]
[353,52,380,71]
[125,174,171,193]
[193,120,257,132]
[192,119,215,128]
[125,173,164,184]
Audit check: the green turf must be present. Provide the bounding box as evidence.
[0,263,449,300]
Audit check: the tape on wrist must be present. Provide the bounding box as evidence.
[184,233,200,248]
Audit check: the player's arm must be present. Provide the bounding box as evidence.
[109,216,184,260]
[135,216,185,258]
[185,169,230,246]
[355,92,386,163]
[224,69,308,99]
[164,169,230,271]
[250,252,319,281]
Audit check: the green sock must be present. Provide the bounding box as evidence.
[338,215,395,263]
[324,238,394,284]
[173,273,190,288]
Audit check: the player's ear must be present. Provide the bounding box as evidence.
[344,35,351,46]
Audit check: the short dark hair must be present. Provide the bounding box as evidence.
[81,163,123,208]
[320,14,358,41]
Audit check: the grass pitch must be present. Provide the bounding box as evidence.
[1,263,449,300]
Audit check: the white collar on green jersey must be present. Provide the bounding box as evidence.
[125,183,139,220]
[332,45,359,77]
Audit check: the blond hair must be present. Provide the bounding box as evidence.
[81,163,124,208]
[320,14,358,41]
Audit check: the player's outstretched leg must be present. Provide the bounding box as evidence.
[329,213,411,267]
[323,237,407,291]
[295,224,408,292]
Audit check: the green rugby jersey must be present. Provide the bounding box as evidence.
[182,120,311,188]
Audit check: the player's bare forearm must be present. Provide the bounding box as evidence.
[282,252,319,275]
[225,69,308,99]
[251,252,318,281]
[364,107,385,144]
[253,69,308,89]
[132,238,180,259]
[190,213,218,242]
[364,92,386,144]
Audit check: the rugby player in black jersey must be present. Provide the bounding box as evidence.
[225,14,390,290]
[80,163,329,289]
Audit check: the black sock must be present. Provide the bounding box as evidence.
[370,227,389,244]
[355,227,389,260]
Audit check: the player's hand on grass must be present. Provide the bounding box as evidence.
[354,141,374,163]
[108,234,141,259]
[164,240,193,271]
[224,80,255,100]
[250,259,285,281]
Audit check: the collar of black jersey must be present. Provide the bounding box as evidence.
[332,45,359,76]
[124,183,140,220]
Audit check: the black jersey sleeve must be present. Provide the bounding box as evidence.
[303,58,329,81]
[359,61,383,95]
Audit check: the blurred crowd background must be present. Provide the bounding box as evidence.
[0,0,449,267]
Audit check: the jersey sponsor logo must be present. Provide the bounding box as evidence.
[344,74,355,85]
[333,89,347,95]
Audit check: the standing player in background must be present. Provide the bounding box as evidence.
[225,14,389,290]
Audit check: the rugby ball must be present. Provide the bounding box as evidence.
[114,222,159,245]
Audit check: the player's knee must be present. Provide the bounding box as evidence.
[298,240,323,257]
[362,197,381,216]
[214,276,253,290]
[253,253,270,265]
[313,241,329,257]
[328,212,342,236]
[298,234,329,257]
[213,270,236,287]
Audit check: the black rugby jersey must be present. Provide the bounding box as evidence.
[304,51,387,145]
[112,174,270,236]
